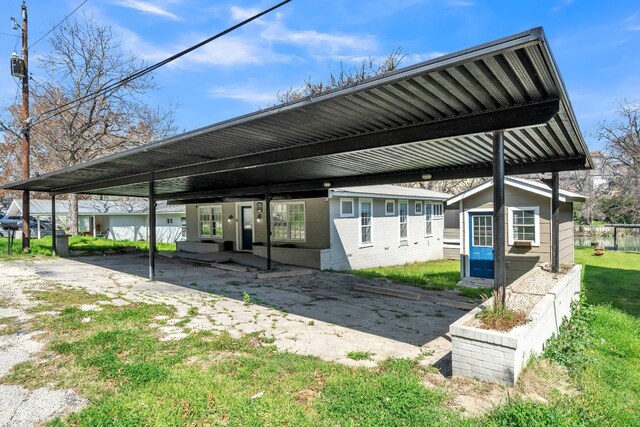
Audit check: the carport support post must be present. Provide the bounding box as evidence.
[265,193,272,270]
[493,130,506,304]
[551,171,560,273]
[149,180,156,281]
[51,195,56,255]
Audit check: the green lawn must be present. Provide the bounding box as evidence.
[540,247,640,426]
[345,259,489,299]
[575,247,640,317]
[0,236,176,258]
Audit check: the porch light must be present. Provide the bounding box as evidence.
[227,215,234,223]
[323,182,332,188]
[421,173,433,180]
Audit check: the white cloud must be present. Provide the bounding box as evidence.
[230,5,260,21]
[260,22,376,53]
[185,37,294,66]
[112,0,181,20]
[209,84,278,106]
[447,0,475,7]
[116,24,294,68]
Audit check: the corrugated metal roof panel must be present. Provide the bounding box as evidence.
[3,27,591,200]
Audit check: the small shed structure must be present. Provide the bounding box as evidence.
[7,199,185,243]
[445,177,586,284]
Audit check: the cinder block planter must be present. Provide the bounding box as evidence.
[449,264,582,385]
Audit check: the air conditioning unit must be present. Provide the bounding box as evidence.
[10,54,25,78]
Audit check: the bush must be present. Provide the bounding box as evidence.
[543,294,595,375]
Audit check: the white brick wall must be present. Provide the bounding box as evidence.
[327,197,445,270]
[450,265,582,385]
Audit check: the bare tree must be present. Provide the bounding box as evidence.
[400,178,486,196]
[596,102,640,223]
[278,48,406,103]
[2,16,175,234]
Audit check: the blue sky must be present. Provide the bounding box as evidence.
[1,0,639,150]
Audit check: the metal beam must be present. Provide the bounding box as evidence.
[493,130,506,303]
[551,171,560,272]
[265,193,272,271]
[149,180,156,281]
[51,195,56,256]
[50,99,561,195]
[157,157,588,203]
[167,190,329,206]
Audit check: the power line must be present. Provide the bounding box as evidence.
[29,0,88,49]
[35,0,291,125]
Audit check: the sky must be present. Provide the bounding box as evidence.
[1,0,639,151]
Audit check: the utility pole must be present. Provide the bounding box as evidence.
[20,0,30,251]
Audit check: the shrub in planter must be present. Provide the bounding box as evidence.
[477,289,528,332]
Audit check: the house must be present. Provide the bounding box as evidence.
[444,177,586,284]
[178,185,450,270]
[7,199,186,243]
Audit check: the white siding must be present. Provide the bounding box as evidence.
[105,214,184,243]
[328,197,444,270]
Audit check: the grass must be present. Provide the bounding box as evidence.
[540,247,640,426]
[2,248,638,425]
[345,259,490,299]
[575,246,640,317]
[346,351,374,361]
[5,288,462,426]
[0,236,176,258]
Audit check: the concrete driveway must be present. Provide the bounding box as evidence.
[3,254,471,366]
[0,253,472,425]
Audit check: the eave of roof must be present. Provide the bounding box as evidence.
[330,185,450,200]
[446,177,587,205]
[2,27,592,201]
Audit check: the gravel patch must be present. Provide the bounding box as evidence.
[508,268,566,313]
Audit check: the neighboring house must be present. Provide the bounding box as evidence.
[445,177,586,284]
[178,185,450,270]
[6,199,186,243]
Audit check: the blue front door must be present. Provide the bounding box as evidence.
[469,213,494,279]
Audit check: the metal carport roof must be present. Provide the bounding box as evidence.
[3,27,592,201]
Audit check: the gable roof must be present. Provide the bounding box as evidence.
[330,184,450,200]
[8,199,185,216]
[2,27,591,201]
[446,177,587,205]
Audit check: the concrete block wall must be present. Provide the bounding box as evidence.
[450,264,582,385]
[328,197,444,270]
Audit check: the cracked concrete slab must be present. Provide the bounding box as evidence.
[0,385,87,427]
[1,254,468,383]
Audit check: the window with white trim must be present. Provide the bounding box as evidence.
[508,206,540,246]
[433,203,443,217]
[425,203,433,236]
[272,202,306,241]
[414,201,423,214]
[399,201,408,241]
[340,198,354,217]
[359,199,373,246]
[385,200,395,215]
[199,205,223,238]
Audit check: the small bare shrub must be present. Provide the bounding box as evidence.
[477,288,528,332]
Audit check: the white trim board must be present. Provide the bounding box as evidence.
[446,177,587,205]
